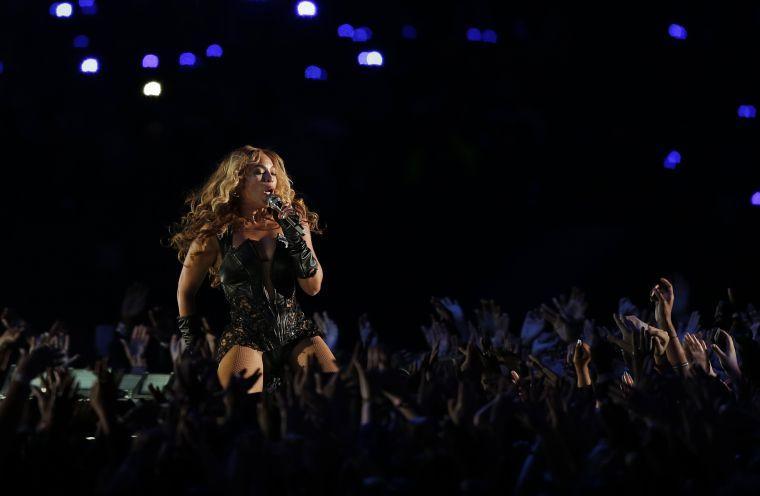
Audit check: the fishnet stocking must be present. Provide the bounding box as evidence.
[289,336,339,372]
[217,345,265,394]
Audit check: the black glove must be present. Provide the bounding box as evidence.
[177,314,203,349]
[276,210,318,279]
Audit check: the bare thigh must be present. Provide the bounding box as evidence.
[217,345,265,394]
[288,335,339,373]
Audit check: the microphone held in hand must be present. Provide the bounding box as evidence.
[265,193,306,236]
[266,193,318,279]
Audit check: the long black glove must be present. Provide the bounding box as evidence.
[176,314,203,349]
[276,210,318,279]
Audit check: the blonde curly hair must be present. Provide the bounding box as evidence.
[167,145,323,288]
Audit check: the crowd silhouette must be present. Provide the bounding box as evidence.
[2,277,760,495]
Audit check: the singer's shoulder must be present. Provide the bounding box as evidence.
[192,224,222,251]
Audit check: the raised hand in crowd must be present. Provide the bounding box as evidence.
[457,335,485,382]
[0,326,22,351]
[366,338,389,373]
[651,277,676,331]
[572,340,592,388]
[540,287,588,342]
[431,296,469,341]
[626,315,670,364]
[611,314,656,381]
[14,345,66,384]
[120,324,150,372]
[28,321,72,358]
[420,317,451,356]
[649,277,691,374]
[169,333,185,365]
[30,367,79,434]
[0,345,67,454]
[352,352,372,426]
[712,328,742,381]
[447,379,477,426]
[222,367,262,423]
[90,359,123,436]
[1,307,28,334]
[313,310,339,349]
[683,333,716,377]
[472,298,510,350]
[357,312,376,348]
[530,331,560,356]
[520,308,545,346]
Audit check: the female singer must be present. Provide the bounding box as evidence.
[170,145,338,393]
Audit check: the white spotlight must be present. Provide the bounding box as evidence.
[296,1,317,17]
[143,81,162,97]
[80,57,99,73]
[366,51,383,66]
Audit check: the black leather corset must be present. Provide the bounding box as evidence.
[213,226,322,361]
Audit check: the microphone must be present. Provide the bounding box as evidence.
[265,193,306,236]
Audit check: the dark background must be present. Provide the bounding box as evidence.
[1,1,759,354]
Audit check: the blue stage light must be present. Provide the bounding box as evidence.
[466,28,482,42]
[80,0,97,15]
[73,35,90,48]
[482,29,498,43]
[338,24,354,38]
[142,54,159,68]
[206,44,223,58]
[752,192,760,206]
[305,65,326,80]
[296,1,317,17]
[353,27,372,42]
[738,105,756,119]
[357,52,368,65]
[179,52,196,66]
[402,25,417,39]
[0,62,4,74]
[305,65,320,79]
[663,150,681,169]
[668,24,687,40]
[80,57,99,73]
